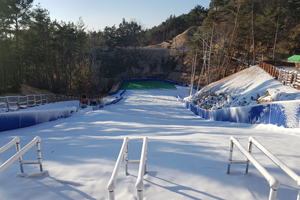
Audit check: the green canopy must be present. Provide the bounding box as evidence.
[287,55,300,63]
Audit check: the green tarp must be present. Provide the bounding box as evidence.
[120,80,176,90]
[287,55,300,63]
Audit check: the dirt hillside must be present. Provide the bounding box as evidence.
[160,26,197,49]
[1,84,54,96]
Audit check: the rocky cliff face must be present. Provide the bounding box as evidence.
[91,48,192,93]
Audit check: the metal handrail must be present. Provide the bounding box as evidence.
[248,137,300,200]
[135,137,149,200]
[107,137,149,200]
[0,137,20,155]
[227,136,280,200]
[0,136,43,174]
[107,137,130,200]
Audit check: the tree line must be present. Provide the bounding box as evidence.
[0,0,208,94]
[1,0,300,95]
[188,0,300,89]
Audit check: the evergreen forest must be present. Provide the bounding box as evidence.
[1,0,300,95]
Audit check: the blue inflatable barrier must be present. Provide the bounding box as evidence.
[120,89,126,96]
[0,107,77,132]
[92,91,125,111]
[177,95,300,128]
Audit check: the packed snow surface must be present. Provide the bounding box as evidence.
[186,66,300,110]
[0,86,300,200]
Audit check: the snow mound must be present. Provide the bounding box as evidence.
[186,66,300,110]
[17,171,47,178]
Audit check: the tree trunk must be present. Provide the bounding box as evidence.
[273,14,280,61]
[207,27,214,84]
[252,2,255,65]
[189,49,198,96]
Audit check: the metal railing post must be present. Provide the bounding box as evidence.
[144,138,148,175]
[249,136,300,200]
[245,140,253,174]
[107,137,129,200]
[269,188,278,200]
[125,142,129,175]
[17,96,20,109]
[227,137,279,200]
[137,190,143,200]
[227,140,234,174]
[15,140,24,173]
[135,137,148,200]
[0,136,43,174]
[108,190,115,200]
[6,96,9,111]
[36,140,43,172]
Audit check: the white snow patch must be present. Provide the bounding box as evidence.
[0,86,299,200]
[186,66,300,110]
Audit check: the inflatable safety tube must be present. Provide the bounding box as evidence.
[120,89,126,96]
[177,94,300,128]
[0,107,77,132]
[109,79,197,95]
[92,96,124,111]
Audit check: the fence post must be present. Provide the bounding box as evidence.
[144,138,148,175]
[17,96,19,109]
[227,140,234,174]
[15,140,24,173]
[245,140,253,174]
[36,140,43,172]
[6,96,9,111]
[125,142,129,175]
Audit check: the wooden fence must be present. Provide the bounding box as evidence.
[259,61,300,90]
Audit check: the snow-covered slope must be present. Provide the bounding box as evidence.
[0,86,299,200]
[186,66,300,110]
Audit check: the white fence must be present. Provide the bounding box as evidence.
[107,137,149,200]
[0,96,8,112]
[0,94,80,113]
[248,137,300,200]
[227,136,279,200]
[0,136,43,174]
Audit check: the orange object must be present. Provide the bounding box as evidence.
[81,99,88,104]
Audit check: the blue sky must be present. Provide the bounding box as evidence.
[34,0,211,31]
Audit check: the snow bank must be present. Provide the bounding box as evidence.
[186,66,300,110]
[0,107,77,132]
[179,95,300,128]
[181,66,300,128]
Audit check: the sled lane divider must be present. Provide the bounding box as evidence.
[227,136,279,200]
[0,136,43,174]
[107,137,149,200]
[247,137,300,200]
